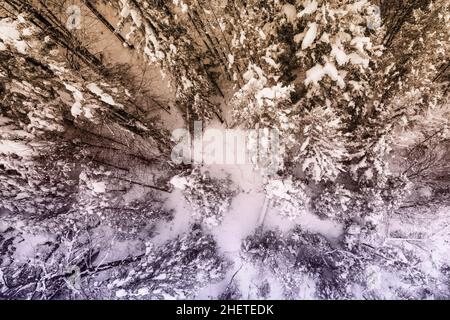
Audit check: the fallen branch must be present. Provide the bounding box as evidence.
[114,177,172,193]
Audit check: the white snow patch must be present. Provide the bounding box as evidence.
[0,140,33,157]
[115,289,128,298]
[21,28,33,36]
[305,62,346,88]
[136,288,149,296]
[92,181,107,194]
[153,274,167,280]
[87,83,122,107]
[0,20,20,43]
[301,22,318,50]
[64,83,86,118]
[152,189,193,245]
[214,190,265,253]
[170,175,188,190]
[228,54,234,67]
[0,19,28,54]
[351,36,371,54]
[348,52,370,67]
[13,233,49,263]
[282,4,297,24]
[331,44,349,66]
[298,0,318,17]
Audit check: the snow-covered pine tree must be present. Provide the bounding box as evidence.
[170,168,236,228]
[265,176,308,219]
[111,225,228,300]
[110,0,221,121]
[0,15,171,218]
[293,105,348,182]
